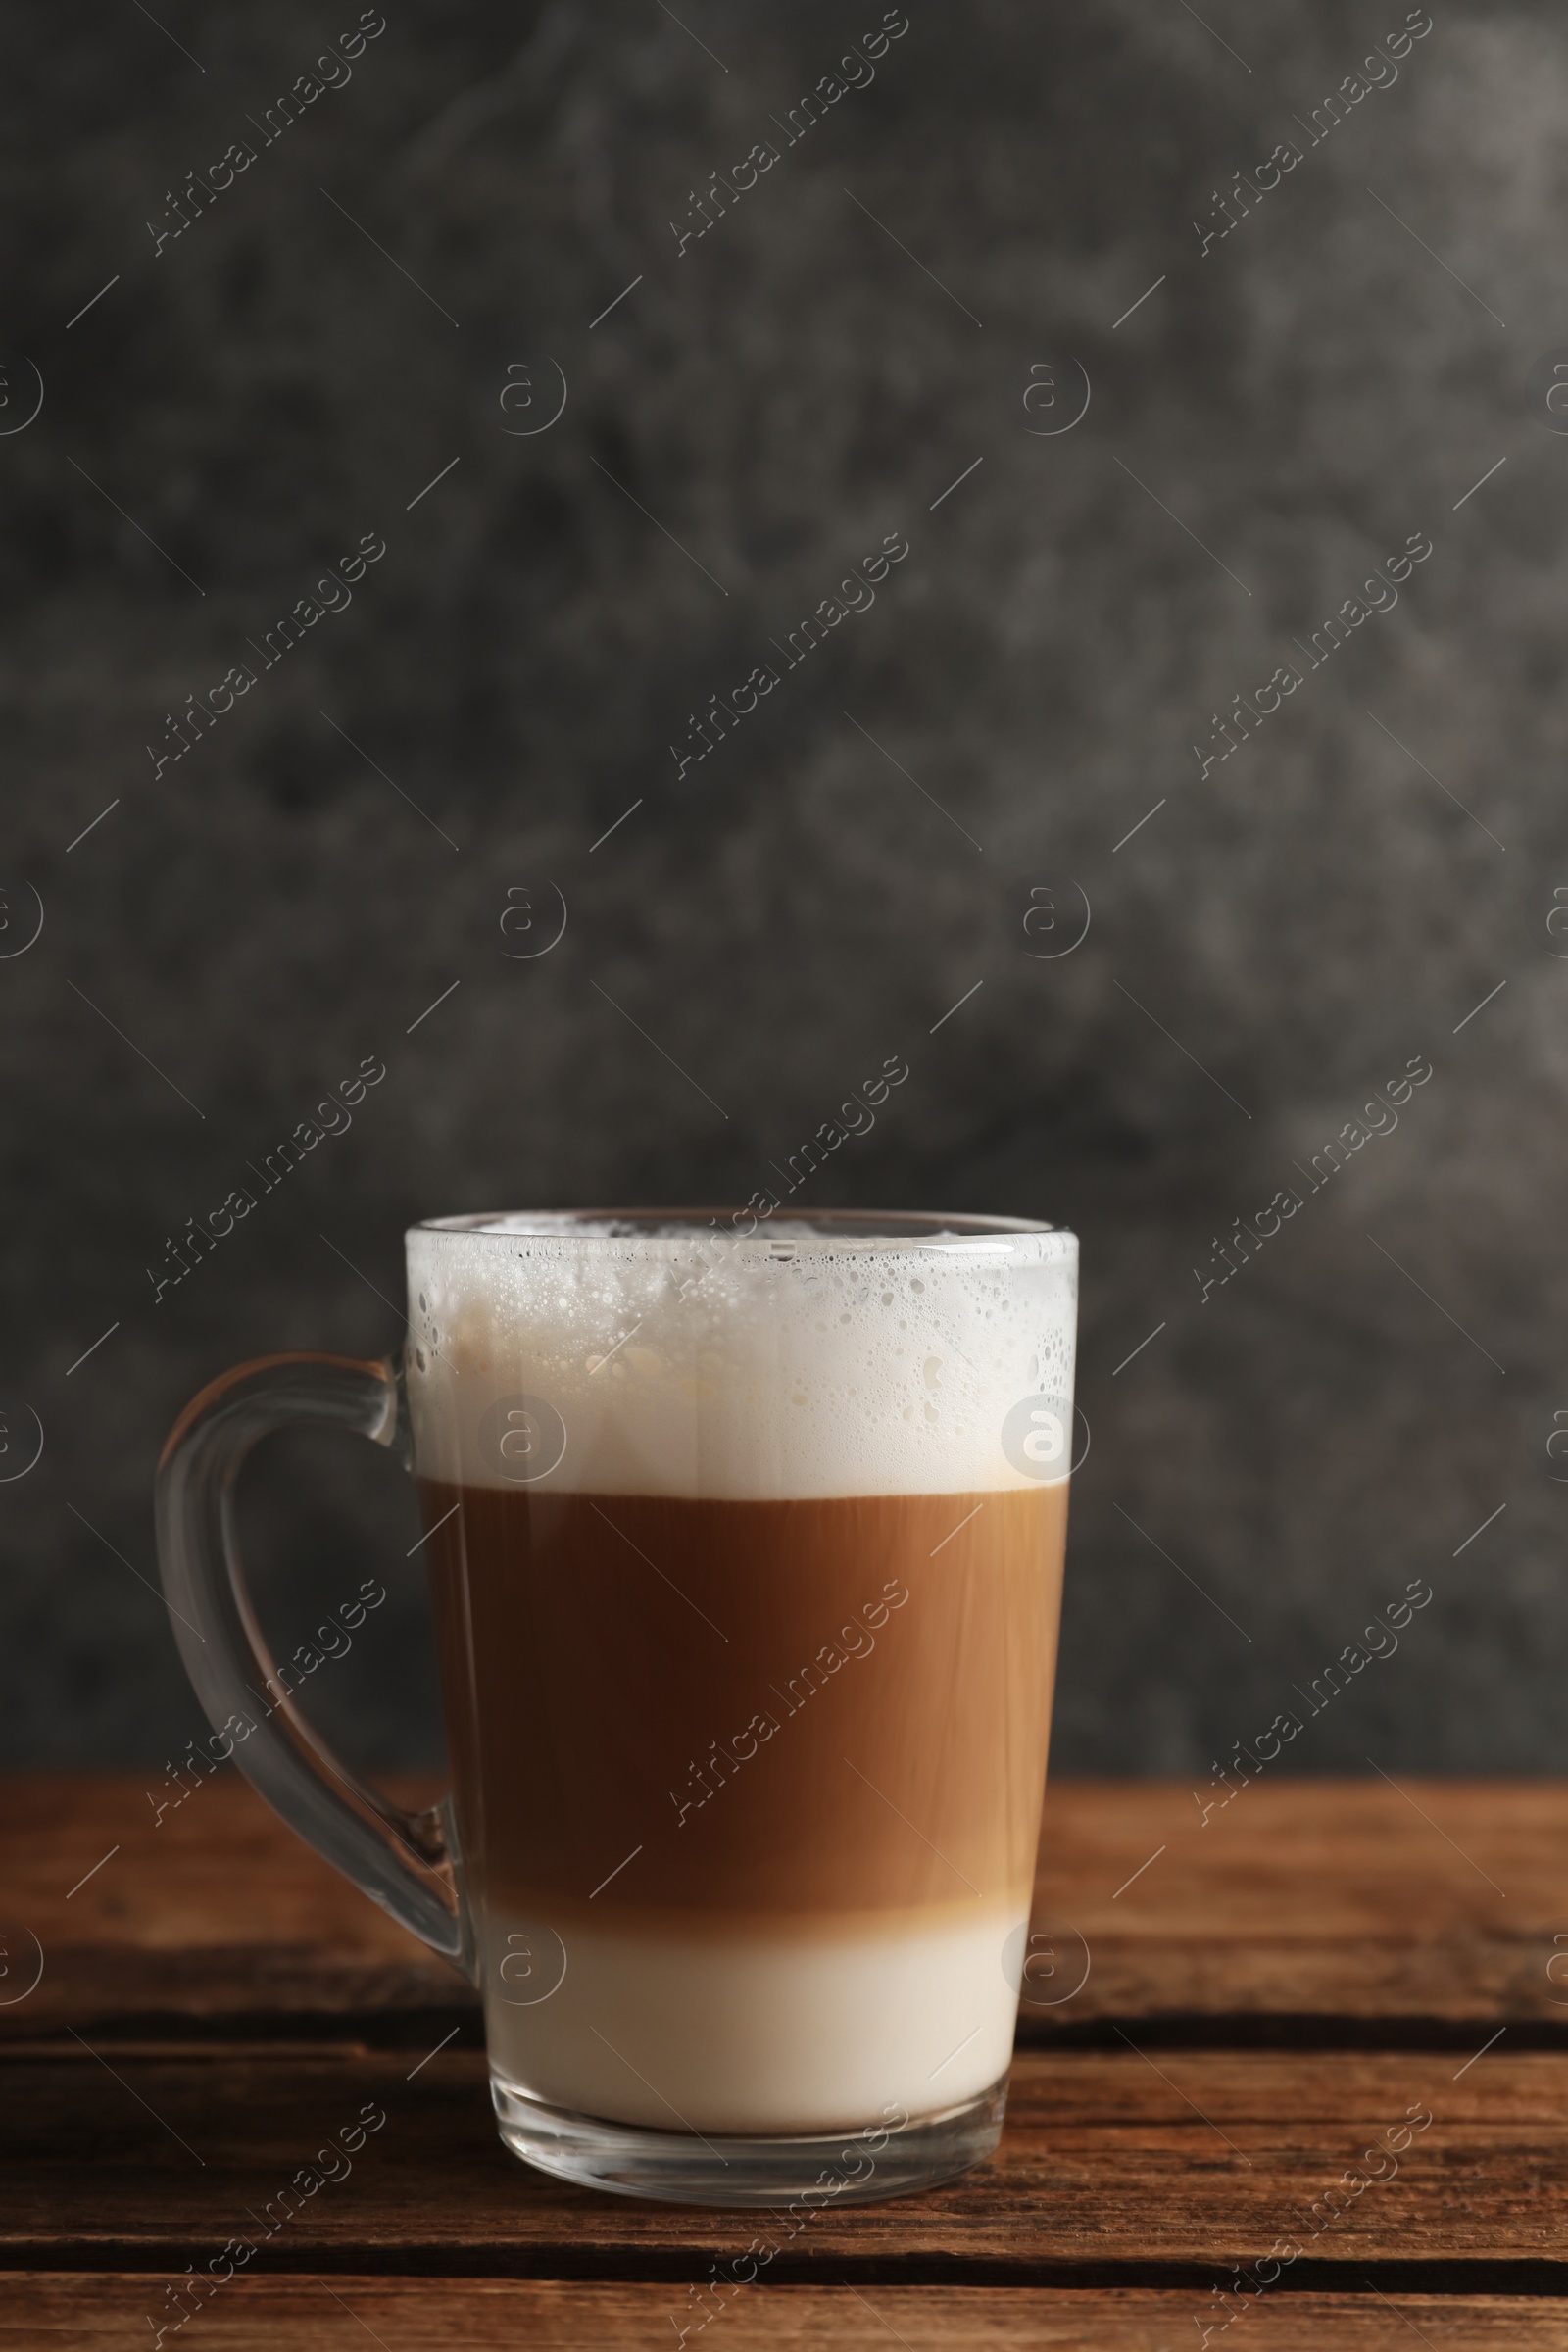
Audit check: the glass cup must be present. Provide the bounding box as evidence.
[156,1208,1078,2205]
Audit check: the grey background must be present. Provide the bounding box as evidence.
[2,0,1561,1780]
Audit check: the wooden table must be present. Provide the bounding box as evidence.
[4,1775,1566,2347]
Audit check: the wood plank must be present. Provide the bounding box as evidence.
[3,2043,1566,2271]
[0,1773,467,2038]
[1030,1778,1555,2028]
[5,2277,1566,2351]
[5,1776,1564,2036]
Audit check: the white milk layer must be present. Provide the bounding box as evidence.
[405,1216,1077,1499]
[481,1907,1027,2134]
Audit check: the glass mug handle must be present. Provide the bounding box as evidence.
[154,1350,468,1969]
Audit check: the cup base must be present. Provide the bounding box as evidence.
[491,2070,1008,2207]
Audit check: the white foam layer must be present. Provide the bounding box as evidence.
[404,1216,1077,1500]
[481,1908,1025,2134]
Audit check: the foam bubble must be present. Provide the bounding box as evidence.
[404,1215,1078,1501]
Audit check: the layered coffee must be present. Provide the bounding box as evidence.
[406,1219,1075,2136]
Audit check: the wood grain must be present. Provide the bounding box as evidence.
[4,2278,1566,2351]
[5,1775,1565,2037]
[0,1773,466,2038]
[2,2041,1564,2270]
[1031,1778,1560,2028]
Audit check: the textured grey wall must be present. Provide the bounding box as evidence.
[2,0,1561,1783]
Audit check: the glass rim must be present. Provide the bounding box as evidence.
[409,1207,1075,1251]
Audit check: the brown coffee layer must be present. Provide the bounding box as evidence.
[419,1482,1067,1931]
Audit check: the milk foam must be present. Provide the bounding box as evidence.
[404,1216,1077,1501]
